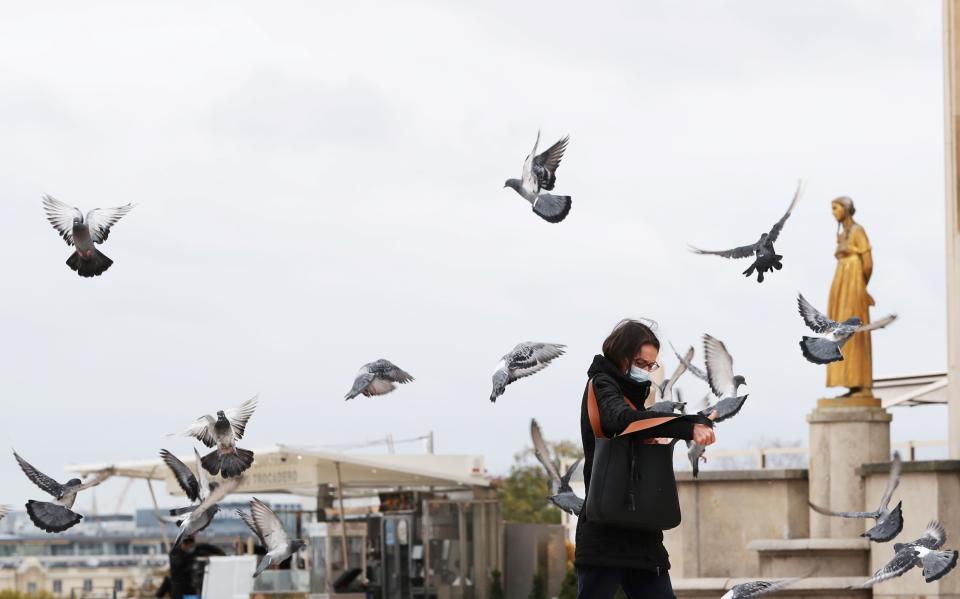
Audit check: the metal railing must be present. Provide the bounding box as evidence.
[674,440,948,469]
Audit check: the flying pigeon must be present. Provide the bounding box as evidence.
[181,395,258,478]
[503,131,572,223]
[654,345,693,406]
[703,334,747,399]
[237,498,307,578]
[857,521,958,587]
[0,505,9,522]
[683,392,736,477]
[13,451,113,533]
[161,448,243,549]
[810,451,903,542]
[721,575,808,599]
[797,293,898,365]
[344,360,414,400]
[689,181,803,283]
[670,342,709,384]
[530,419,584,516]
[490,342,566,402]
[42,194,135,278]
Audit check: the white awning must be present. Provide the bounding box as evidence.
[874,373,948,408]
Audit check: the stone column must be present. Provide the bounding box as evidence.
[807,397,891,538]
[944,0,960,460]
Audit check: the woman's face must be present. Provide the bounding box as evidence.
[831,202,845,222]
[630,343,660,373]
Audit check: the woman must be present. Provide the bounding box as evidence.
[826,196,875,396]
[576,319,717,599]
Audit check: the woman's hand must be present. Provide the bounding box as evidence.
[692,410,718,446]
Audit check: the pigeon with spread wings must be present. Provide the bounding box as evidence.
[689,181,803,282]
[721,574,809,599]
[530,419,584,516]
[703,334,748,399]
[797,293,898,365]
[13,451,113,533]
[41,194,135,277]
[181,395,258,478]
[503,131,572,223]
[237,498,306,578]
[161,448,242,548]
[344,360,414,400]
[810,451,904,542]
[857,521,958,587]
[490,342,566,402]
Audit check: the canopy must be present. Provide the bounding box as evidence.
[874,372,948,408]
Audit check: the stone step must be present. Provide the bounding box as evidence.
[673,577,870,599]
[747,538,871,577]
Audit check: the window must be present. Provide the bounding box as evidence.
[27,583,36,594]
[52,580,62,594]
[82,580,92,593]
[114,579,123,592]
[77,543,103,555]
[51,544,75,556]
[112,543,130,555]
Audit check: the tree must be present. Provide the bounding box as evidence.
[528,571,547,599]
[489,570,504,599]
[497,438,584,524]
[558,567,578,599]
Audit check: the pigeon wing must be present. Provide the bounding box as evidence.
[225,395,258,440]
[808,501,877,519]
[14,452,64,498]
[914,521,948,550]
[860,548,920,587]
[661,346,692,402]
[42,195,83,246]
[251,497,290,551]
[509,362,550,383]
[857,314,898,333]
[529,343,566,364]
[237,508,267,546]
[703,395,748,423]
[670,342,708,382]
[520,131,541,194]
[532,135,569,191]
[74,468,114,493]
[703,334,735,397]
[688,242,757,259]
[376,360,414,384]
[797,293,839,333]
[160,450,201,502]
[877,452,902,512]
[530,419,562,483]
[183,416,218,448]
[766,180,803,243]
[194,448,212,501]
[194,474,242,515]
[85,204,135,244]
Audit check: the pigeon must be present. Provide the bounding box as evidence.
[797,293,898,365]
[689,181,803,283]
[670,342,709,384]
[0,505,9,522]
[683,391,739,477]
[237,498,307,578]
[654,345,693,405]
[161,448,243,549]
[490,342,566,402]
[344,359,414,400]
[503,131,572,223]
[810,451,904,542]
[721,575,807,599]
[857,521,958,587]
[13,451,113,533]
[181,395,258,478]
[42,194,135,278]
[703,334,747,399]
[530,419,584,516]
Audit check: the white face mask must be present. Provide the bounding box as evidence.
[629,365,651,382]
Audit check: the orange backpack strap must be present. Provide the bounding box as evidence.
[588,378,679,439]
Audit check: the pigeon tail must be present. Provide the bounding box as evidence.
[25,500,83,533]
[532,193,571,223]
[200,449,221,476]
[219,447,255,478]
[800,337,843,365]
[923,549,959,582]
[66,248,113,278]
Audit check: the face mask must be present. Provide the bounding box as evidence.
[629,365,651,382]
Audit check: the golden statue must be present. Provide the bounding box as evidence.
[826,197,874,396]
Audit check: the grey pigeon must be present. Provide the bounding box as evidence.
[703,334,747,399]
[503,131,572,223]
[530,419,584,516]
[181,395,258,478]
[13,451,113,533]
[684,391,743,477]
[858,521,958,587]
[670,342,709,384]
[344,359,414,400]
[689,181,803,283]
[654,345,693,405]
[797,293,898,365]
[161,448,242,549]
[810,451,904,542]
[42,194,135,278]
[682,393,713,477]
[490,342,565,402]
[237,498,307,578]
[721,575,808,599]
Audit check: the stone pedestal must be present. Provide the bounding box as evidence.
[807,398,892,539]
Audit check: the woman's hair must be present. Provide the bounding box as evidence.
[832,196,856,216]
[602,318,661,370]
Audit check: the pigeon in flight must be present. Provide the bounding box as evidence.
[721,575,808,599]
[654,345,693,407]
[237,498,307,578]
[857,521,958,587]
[42,194,135,278]
[797,293,898,365]
[680,391,738,478]
[490,342,566,402]
[703,334,747,399]
[0,505,9,522]
[13,451,113,533]
[670,342,709,385]
[689,181,803,283]
[161,448,243,549]
[810,451,903,542]
[503,131,572,223]
[530,419,584,516]
[181,395,258,478]
[344,360,414,400]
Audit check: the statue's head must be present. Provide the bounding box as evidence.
[831,196,856,223]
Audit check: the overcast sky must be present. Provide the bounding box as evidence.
[0,0,948,513]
